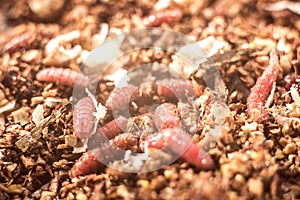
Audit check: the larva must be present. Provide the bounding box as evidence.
[36,67,89,87]
[69,149,103,178]
[144,128,215,170]
[87,116,128,149]
[112,132,139,151]
[1,25,36,54]
[73,97,95,139]
[70,141,124,178]
[105,84,138,110]
[153,103,180,130]
[105,79,194,111]
[144,103,214,169]
[143,9,183,27]
[246,49,280,122]
[96,116,128,139]
[156,78,194,100]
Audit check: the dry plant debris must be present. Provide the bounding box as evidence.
[0,0,300,199]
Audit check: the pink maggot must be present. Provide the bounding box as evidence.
[143,9,183,27]
[36,67,89,87]
[73,97,95,139]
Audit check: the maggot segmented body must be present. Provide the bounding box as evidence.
[143,128,215,170]
[36,67,89,87]
[143,9,183,27]
[70,142,124,178]
[88,116,128,149]
[156,78,195,100]
[105,78,195,111]
[105,84,138,110]
[69,150,103,179]
[98,116,128,139]
[113,132,139,151]
[246,49,280,122]
[73,97,95,139]
[143,103,215,170]
[1,24,36,54]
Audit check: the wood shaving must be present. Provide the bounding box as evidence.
[290,83,300,106]
[32,104,44,126]
[265,1,300,16]
[11,107,30,126]
[0,101,16,114]
[43,30,82,65]
[15,102,71,152]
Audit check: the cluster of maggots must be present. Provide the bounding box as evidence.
[36,48,292,178]
[36,64,216,177]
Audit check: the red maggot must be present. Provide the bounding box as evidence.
[246,49,280,122]
[143,9,183,27]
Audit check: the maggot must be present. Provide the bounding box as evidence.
[73,97,95,140]
[143,9,183,27]
[36,67,89,87]
[246,49,280,122]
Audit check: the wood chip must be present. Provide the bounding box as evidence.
[11,107,30,126]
